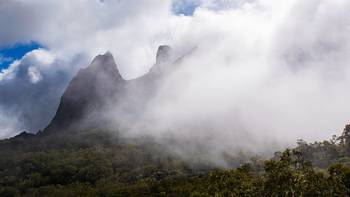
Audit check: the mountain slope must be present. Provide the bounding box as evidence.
[45,46,175,133]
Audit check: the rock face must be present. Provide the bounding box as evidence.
[45,51,126,131]
[45,46,176,132]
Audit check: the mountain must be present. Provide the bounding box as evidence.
[45,45,175,133]
[2,46,350,196]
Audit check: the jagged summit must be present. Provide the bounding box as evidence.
[156,45,172,64]
[45,51,126,132]
[150,45,176,74]
[87,51,123,80]
[44,46,181,133]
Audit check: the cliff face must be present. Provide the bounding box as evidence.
[45,45,176,132]
[45,52,125,131]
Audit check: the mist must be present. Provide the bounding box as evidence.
[1,0,350,165]
[78,0,348,165]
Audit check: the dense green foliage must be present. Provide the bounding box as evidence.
[1,125,350,196]
[294,125,350,168]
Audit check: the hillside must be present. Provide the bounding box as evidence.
[2,126,350,196]
[1,49,350,196]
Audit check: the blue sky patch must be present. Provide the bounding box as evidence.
[172,0,199,16]
[0,42,42,71]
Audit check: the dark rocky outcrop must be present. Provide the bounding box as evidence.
[45,51,125,132]
[44,45,177,133]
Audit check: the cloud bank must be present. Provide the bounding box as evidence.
[0,0,350,157]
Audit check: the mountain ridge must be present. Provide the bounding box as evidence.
[44,45,175,133]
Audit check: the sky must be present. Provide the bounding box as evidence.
[0,0,350,154]
[0,1,191,71]
[0,1,193,71]
[172,0,199,15]
[0,42,42,70]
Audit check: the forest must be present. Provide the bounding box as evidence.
[1,125,350,196]
[1,0,349,196]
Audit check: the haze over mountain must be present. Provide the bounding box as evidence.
[1,0,350,156]
[45,46,176,133]
[2,1,350,195]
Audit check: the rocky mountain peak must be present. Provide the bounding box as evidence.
[150,45,175,75]
[156,45,172,64]
[44,51,125,132]
[44,45,179,133]
[88,51,122,79]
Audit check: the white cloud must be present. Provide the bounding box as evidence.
[0,0,349,162]
[0,106,18,139]
[27,66,42,83]
[0,55,13,66]
[115,0,350,155]
[0,49,84,136]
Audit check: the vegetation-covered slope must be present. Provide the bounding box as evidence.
[2,125,350,196]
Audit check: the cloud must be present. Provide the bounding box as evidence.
[0,106,18,139]
[0,0,349,164]
[0,0,177,136]
[0,49,84,135]
[0,0,176,78]
[0,55,13,66]
[113,0,350,157]
[27,66,42,84]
